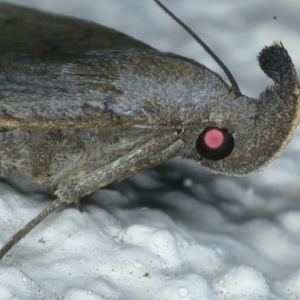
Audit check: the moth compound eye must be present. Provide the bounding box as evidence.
[196,127,234,160]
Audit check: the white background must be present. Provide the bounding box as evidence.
[0,1,300,299]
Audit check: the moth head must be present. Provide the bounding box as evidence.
[181,42,300,176]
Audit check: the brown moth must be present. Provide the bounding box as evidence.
[0,0,299,259]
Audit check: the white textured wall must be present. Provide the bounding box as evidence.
[0,1,300,299]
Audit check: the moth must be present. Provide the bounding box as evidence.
[0,0,299,259]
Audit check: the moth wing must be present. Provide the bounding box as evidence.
[0,2,154,129]
[0,2,152,56]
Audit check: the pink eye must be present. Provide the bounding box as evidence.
[196,127,234,160]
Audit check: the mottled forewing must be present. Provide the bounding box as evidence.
[0,2,153,129]
[0,2,152,57]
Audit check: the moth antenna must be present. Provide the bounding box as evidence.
[154,0,241,94]
[0,199,62,259]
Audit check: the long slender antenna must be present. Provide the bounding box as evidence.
[0,199,62,260]
[154,0,241,94]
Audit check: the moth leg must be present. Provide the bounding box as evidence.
[0,198,62,260]
[0,137,182,260]
[55,133,182,206]
[116,139,182,181]
[69,136,180,213]
[0,133,181,259]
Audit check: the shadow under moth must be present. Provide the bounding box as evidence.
[0,0,299,259]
